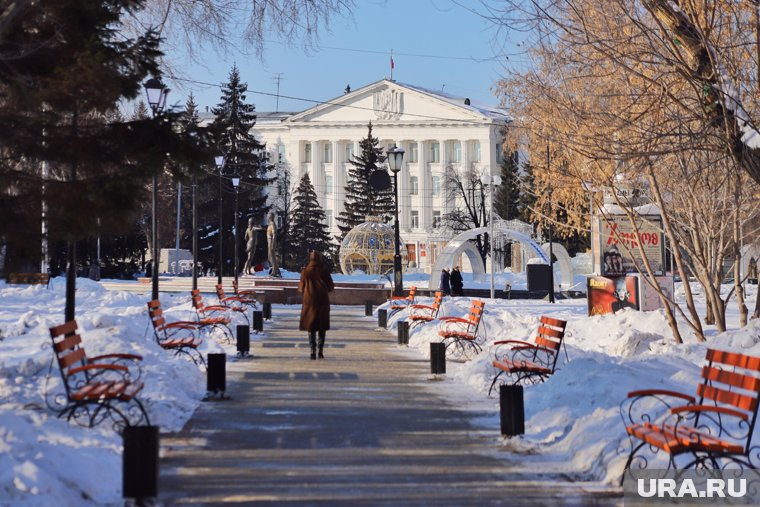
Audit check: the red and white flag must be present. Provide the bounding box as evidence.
[390,55,395,69]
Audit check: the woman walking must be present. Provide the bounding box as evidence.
[298,251,335,359]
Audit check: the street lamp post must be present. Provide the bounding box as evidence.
[215,155,225,285]
[480,172,502,299]
[546,143,555,304]
[144,77,169,302]
[192,171,198,290]
[232,176,240,284]
[386,145,405,297]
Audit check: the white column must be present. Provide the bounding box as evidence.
[417,140,428,231]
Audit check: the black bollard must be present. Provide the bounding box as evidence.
[378,309,388,329]
[500,384,525,437]
[398,321,410,345]
[430,342,446,374]
[262,301,272,320]
[365,301,373,317]
[207,353,226,394]
[236,325,250,357]
[123,425,159,501]
[253,310,263,332]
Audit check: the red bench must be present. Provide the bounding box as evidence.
[438,300,485,359]
[147,299,205,367]
[621,348,760,480]
[47,321,149,431]
[190,289,234,342]
[488,316,567,395]
[409,291,443,329]
[215,283,255,323]
[389,286,417,317]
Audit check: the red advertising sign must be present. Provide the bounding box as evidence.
[600,215,665,276]
[587,275,639,316]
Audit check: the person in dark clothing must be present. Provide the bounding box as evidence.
[298,251,335,359]
[450,266,464,296]
[440,268,451,295]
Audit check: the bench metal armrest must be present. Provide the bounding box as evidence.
[88,353,143,362]
[671,404,749,421]
[69,363,128,376]
[627,389,695,403]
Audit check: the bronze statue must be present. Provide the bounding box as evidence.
[243,217,260,275]
[267,212,281,277]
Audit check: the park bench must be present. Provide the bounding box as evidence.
[6,272,50,285]
[620,348,760,479]
[47,320,149,431]
[190,289,234,341]
[438,300,485,359]
[409,291,444,329]
[389,285,417,317]
[147,299,205,367]
[216,283,257,312]
[232,279,257,298]
[488,316,568,395]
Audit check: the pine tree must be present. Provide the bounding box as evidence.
[518,162,537,224]
[336,122,395,239]
[197,65,273,275]
[287,173,333,270]
[493,151,522,221]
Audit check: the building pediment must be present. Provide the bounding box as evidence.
[284,80,507,125]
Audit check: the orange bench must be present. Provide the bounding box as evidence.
[147,299,205,367]
[7,272,50,285]
[190,289,234,342]
[488,316,567,395]
[621,348,760,480]
[388,286,417,317]
[409,291,443,329]
[47,321,149,431]
[232,278,257,298]
[438,300,485,359]
[215,284,256,321]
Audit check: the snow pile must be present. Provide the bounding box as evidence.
[0,279,245,505]
[381,293,760,485]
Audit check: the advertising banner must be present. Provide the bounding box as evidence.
[600,215,665,276]
[587,275,639,316]
[639,276,675,312]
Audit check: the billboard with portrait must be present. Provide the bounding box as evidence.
[587,275,639,316]
[599,215,665,276]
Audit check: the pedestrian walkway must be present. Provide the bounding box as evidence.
[159,306,621,505]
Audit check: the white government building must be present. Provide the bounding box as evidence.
[254,79,510,272]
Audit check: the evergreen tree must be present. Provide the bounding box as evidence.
[493,151,522,221]
[197,65,273,275]
[287,173,333,270]
[336,122,395,240]
[518,162,537,224]
[0,0,212,317]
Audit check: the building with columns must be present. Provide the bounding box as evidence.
[254,79,510,272]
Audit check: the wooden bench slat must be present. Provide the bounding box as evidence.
[697,384,758,412]
[702,366,760,392]
[707,349,760,372]
[59,349,86,369]
[50,321,78,339]
[53,334,82,353]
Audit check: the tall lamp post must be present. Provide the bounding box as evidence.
[232,175,240,284]
[386,145,405,297]
[480,172,502,299]
[192,170,198,290]
[546,143,555,304]
[215,155,225,284]
[144,77,169,301]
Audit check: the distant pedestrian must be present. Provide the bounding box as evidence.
[440,268,451,295]
[450,266,464,296]
[298,251,335,360]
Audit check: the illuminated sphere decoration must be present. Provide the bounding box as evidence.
[339,216,407,275]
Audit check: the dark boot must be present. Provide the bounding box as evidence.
[309,332,317,360]
[317,331,325,359]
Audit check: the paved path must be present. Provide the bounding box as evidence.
[159,306,621,506]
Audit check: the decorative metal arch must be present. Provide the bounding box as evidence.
[541,242,574,290]
[429,226,556,289]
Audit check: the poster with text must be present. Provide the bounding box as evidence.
[639,276,675,312]
[587,275,639,316]
[600,215,665,276]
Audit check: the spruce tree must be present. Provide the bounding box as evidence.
[336,122,395,240]
[518,162,537,224]
[493,151,522,221]
[198,65,272,275]
[287,173,333,270]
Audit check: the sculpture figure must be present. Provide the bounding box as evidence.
[243,217,260,275]
[267,212,281,277]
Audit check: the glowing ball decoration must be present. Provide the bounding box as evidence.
[339,216,407,275]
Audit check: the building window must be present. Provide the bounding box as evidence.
[407,142,418,163]
[433,210,441,228]
[409,176,419,195]
[277,144,286,163]
[325,175,333,194]
[345,143,354,161]
[276,214,283,229]
[411,210,419,229]
[473,141,481,163]
[304,143,312,163]
[325,210,333,228]
[429,141,440,163]
[452,141,461,163]
[323,143,332,163]
[432,176,441,196]
[496,143,504,164]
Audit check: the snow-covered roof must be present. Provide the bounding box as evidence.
[394,81,510,122]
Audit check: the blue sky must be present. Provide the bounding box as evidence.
[163,0,523,114]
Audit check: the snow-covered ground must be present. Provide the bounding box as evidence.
[1,275,758,504]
